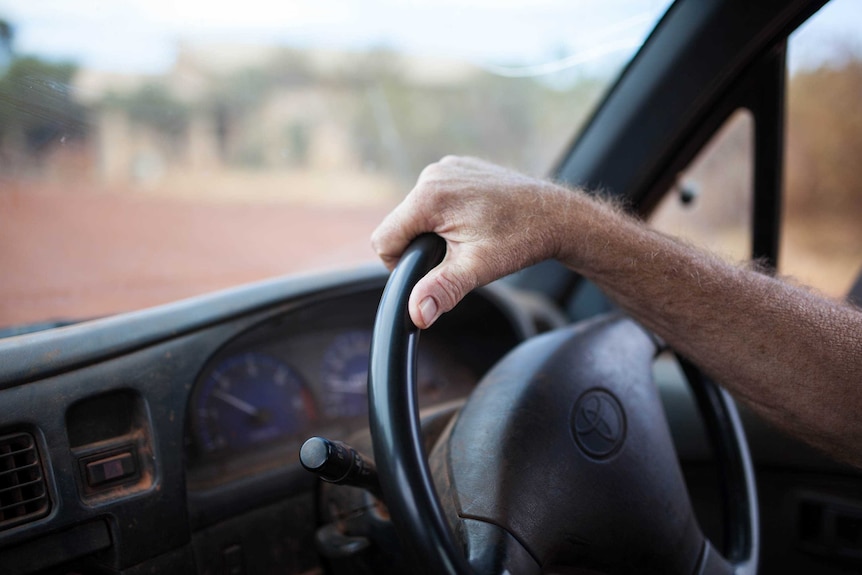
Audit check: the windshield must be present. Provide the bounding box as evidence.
[0,0,672,330]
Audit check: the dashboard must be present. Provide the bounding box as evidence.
[0,268,534,574]
[184,288,499,490]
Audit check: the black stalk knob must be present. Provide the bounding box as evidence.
[300,436,381,498]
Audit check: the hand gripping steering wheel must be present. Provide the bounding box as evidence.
[368,234,759,574]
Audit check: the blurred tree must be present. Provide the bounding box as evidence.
[201,48,319,167]
[0,56,85,160]
[206,67,271,166]
[0,19,12,66]
[350,53,605,184]
[103,83,188,139]
[0,17,86,174]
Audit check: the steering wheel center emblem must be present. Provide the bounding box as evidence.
[571,389,626,459]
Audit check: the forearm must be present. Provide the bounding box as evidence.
[558,192,862,466]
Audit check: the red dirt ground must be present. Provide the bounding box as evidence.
[0,183,394,328]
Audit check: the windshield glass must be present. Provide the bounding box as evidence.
[0,0,672,330]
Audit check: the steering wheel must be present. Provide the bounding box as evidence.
[368,234,759,575]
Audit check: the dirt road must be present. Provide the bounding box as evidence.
[1,183,394,329]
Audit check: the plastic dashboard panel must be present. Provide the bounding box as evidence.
[185,290,486,489]
[0,265,533,574]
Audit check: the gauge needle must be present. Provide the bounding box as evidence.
[212,389,259,417]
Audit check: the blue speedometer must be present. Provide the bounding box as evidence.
[194,352,316,453]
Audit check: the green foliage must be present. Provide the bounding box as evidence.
[103,83,188,137]
[350,57,605,182]
[205,49,316,121]
[0,19,12,55]
[204,58,313,167]
[0,56,85,152]
[209,67,272,116]
[285,122,310,166]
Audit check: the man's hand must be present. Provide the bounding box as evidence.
[371,156,576,328]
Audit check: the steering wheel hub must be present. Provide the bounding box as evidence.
[571,388,627,459]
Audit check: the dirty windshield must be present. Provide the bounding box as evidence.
[0,1,672,330]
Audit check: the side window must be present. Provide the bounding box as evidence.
[650,110,753,262]
[568,111,753,322]
[782,0,862,301]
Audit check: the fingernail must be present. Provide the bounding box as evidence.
[419,297,438,327]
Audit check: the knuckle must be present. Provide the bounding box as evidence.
[370,226,383,248]
[431,273,462,311]
[430,266,475,312]
[370,219,395,250]
[413,180,446,211]
[418,174,441,193]
[418,161,442,181]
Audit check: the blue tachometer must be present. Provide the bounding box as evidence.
[320,330,372,418]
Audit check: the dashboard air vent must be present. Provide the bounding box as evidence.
[0,432,50,531]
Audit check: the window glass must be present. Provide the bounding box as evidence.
[0,0,672,330]
[782,0,862,299]
[650,110,753,262]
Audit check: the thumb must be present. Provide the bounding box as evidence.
[408,260,478,329]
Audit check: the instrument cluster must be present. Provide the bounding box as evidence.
[184,285,527,488]
[188,324,476,464]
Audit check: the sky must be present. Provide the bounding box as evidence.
[0,0,860,77]
[0,0,675,75]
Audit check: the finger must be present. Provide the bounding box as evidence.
[407,257,478,329]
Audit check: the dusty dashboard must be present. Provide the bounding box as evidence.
[0,270,536,574]
[184,286,528,491]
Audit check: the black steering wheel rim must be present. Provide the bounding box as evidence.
[367,233,472,575]
[368,234,758,575]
